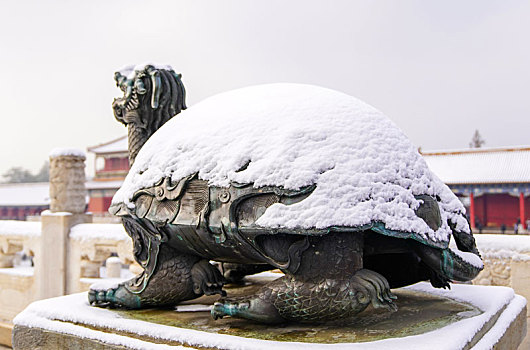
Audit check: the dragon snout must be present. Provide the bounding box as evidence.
[112,98,127,123]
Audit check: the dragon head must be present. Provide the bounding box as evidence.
[112,64,186,164]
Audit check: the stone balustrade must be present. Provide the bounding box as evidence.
[0,220,133,323]
[0,221,41,323]
[473,234,530,315]
[67,223,135,293]
[0,221,40,268]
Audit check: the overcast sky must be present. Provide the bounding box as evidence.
[0,0,528,178]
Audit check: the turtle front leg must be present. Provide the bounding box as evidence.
[89,217,225,308]
[89,245,225,308]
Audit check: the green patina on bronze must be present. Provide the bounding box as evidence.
[89,65,483,324]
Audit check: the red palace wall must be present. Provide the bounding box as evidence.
[103,157,129,172]
[526,195,530,226]
[0,206,47,220]
[88,197,113,214]
[474,193,528,227]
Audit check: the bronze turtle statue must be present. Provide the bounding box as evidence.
[89,64,483,324]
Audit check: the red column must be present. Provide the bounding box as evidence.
[483,194,488,226]
[521,193,526,229]
[470,193,476,229]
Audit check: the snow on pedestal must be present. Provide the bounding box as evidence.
[113,84,470,248]
[49,148,86,159]
[12,281,527,350]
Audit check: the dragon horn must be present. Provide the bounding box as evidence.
[114,72,123,87]
[148,68,162,109]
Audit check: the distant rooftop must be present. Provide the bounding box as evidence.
[422,145,530,184]
[0,182,50,206]
[87,136,127,155]
[85,180,123,190]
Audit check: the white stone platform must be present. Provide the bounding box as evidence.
[11,281,527,350]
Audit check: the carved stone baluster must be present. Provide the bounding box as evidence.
[80,244,117,278]
[105,257,122,278]
[0,238,23,268]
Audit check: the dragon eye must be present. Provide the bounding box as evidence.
[135,78,147,94]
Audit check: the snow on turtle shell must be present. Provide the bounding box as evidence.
[113,83,471,248]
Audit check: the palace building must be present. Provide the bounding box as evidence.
[422,146,530,230]
[0,182,49,220]
[85,136,129,215]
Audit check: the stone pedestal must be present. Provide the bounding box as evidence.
[11,277,528,350]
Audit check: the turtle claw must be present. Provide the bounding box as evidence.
[88,282,141,309]
[353,269,397,312]
[211,300,247,320]
[211,297,284,324]
[191,260,226,296]
[211,302,228,320]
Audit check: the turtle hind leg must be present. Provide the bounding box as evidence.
[89,245,225,309]
[213,232,396,323]
[211,268,396,324]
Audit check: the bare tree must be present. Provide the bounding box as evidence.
[469,129,485,148]
[33,161,49,182]
[1,161,49,183]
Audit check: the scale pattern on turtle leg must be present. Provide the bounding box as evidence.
[263,269,396,322]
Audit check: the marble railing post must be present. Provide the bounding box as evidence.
[35,149,92,300]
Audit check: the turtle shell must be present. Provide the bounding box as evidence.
[112,84,471,249]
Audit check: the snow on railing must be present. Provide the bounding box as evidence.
[475,234,530,261]
[67,223,134,294]
[0,220,41,322]
[0,220,137,323]
[0,220,40,268]
[0,220,41,237]
[70,223,129,242]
